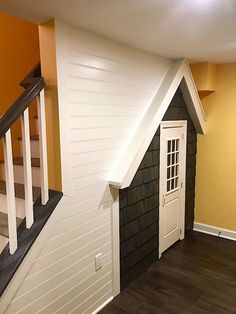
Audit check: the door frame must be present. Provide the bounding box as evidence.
[159,120,187,258]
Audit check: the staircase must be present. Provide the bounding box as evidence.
[0,115,41,253]
[0,63,63,299]
[0,63,49,256]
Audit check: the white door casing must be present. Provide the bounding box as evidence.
[159,121,187,257]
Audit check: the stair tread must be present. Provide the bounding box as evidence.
[0,157,40,168]
[0,180,41,201]
[0,212,22,238]
[18,135,39,141]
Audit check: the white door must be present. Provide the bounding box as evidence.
[159,121,187,257]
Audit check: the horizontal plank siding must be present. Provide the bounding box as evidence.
[3,20,171,314]
[70,138,127,156]
[16,244,112,296]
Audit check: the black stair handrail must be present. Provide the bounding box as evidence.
[0,63,45,139]
[20,63,42,88]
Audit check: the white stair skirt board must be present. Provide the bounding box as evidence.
[194,222,236,242]
[0,235,8,253]
[2,164,41,187]
[0,194,26,219]
[20,139,39,159]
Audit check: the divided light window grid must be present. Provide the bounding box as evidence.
[166,139,180,192]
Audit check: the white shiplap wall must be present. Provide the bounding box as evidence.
[3,20,171,314]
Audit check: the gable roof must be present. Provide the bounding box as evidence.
[109,59,206,189]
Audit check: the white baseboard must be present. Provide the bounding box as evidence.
[194,222,236,242]
[92,296,113,314]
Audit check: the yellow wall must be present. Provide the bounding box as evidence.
[194,63,236,231]
[0,13,39,157]
[38,20,62,191]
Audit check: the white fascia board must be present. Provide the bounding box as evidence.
[109,59,206,189]
[180,61,206,134]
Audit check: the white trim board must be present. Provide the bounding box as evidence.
[111,188,120,297]
[109,59,206,189]
[194,222,236,242]
[92,296,113,314]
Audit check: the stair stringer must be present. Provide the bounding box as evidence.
[0,196,65,313]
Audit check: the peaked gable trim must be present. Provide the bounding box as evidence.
[110,59,206,189]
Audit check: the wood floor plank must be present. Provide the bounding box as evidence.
[100,231,236,314]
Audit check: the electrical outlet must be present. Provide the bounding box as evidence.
[95,253,103,271]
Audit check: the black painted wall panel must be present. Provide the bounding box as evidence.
[119,88,197,290]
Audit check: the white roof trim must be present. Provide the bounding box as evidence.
[109,59,206,189]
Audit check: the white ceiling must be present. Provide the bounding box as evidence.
[1,0,236,63]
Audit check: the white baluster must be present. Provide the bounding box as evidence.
[21,108,34,228]
[3,130,17,254]
[37,89,49,205]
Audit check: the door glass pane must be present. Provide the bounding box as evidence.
[176,139,179,151]
[167,180,171,192]
[172,140,176,151]
[166,137,180,192]
[171,166,175,177]
[174,165,177,176]
[176,165,179,176]
[175,177,179,188]
[167,154,171,166]
[171,179,175,190]
[167,167,171,179]
[172,153,175,165]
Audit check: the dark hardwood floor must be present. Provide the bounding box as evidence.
[100,231,236,314]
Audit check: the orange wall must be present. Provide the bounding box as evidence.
[0,13,40,158]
